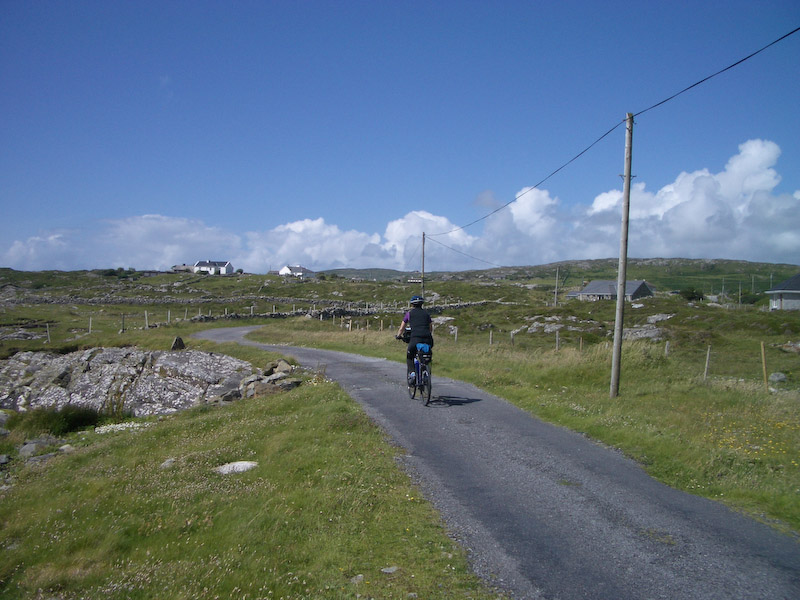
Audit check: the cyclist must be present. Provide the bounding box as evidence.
[395,295,434,383]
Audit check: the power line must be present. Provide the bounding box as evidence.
[403,237,423,272]
[425,235,505,268]
[634,25,800,118]
[428,25,800,239]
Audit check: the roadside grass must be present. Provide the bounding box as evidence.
[0,381,504,599]
[246,313,800,534]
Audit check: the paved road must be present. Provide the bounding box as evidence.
[195,326,799,600]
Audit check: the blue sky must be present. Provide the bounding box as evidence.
[2,0,799,273]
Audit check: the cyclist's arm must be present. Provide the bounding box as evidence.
[396,314,409,337]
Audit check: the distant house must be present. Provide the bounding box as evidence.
[571,280,655,301]
[765,273,800,311]
[172,264,193,273]
[278,265,315,279]
[193,260,234,275]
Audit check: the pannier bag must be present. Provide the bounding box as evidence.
[416,343,432,364]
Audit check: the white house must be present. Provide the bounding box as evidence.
[278,265,315,278]
[193,260,234,275]
[766,273,800,311]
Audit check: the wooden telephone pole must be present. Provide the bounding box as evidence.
[610,113,634,398]
[421,232,426,299]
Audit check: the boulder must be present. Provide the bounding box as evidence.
[769,372,787,384]
[0,348,255,417]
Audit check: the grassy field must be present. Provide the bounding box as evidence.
[245,301,800,535]
[1,380,501,599]
[1,261,798,597]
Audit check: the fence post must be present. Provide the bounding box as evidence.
[579,337,583,352]
[455,327,458,343]
[761,341,768,390]
[46,323,51,343]
[145,311,149,328]
[664,340,670,358]
[556,330,560,352]
[489,330,493,345]
[511,331,515,345]
[704,345,712,381]
[89,317,92,334]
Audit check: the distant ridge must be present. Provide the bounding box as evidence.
[319,258,799,292]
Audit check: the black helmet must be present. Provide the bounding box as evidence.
[410,295,424,306]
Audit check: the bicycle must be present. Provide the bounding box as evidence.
[407,342,432,405]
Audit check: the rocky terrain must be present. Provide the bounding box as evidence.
[0,346,301,417]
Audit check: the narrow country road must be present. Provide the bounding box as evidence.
[195,326,799,600]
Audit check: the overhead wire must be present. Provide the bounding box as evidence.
[427,25,800,242]
[424,235,505,268]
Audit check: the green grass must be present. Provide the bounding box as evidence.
[1,263,798,598]
[1,380,503,599]
[245,307,800,534]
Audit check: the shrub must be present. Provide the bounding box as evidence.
[7,405,100,437]
[679,287,704,301]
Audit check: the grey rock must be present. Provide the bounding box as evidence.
[623,324,663,341]
[19,442,44,458]
[215,461,257,475]
[769,372,787,383]
[170,336,185,350]
[0,348,255,417]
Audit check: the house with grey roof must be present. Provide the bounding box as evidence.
[765,272,800,311]
[570,280,655,302]
[193,260,234,275]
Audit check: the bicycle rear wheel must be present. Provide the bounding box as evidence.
[421,366,432,405]
[407,373,417,399]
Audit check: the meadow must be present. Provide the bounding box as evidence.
[0,261,798,598]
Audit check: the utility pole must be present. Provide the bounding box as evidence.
[421,232,426,299]
[554,267,559,307]
[610,113,634,399]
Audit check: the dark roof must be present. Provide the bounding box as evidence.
[195,260,230,267]
[578,280,654,296]
[767,273,800,292]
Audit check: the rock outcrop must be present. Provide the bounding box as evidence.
[0,348,300,417]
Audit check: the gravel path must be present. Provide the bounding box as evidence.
[195,326,800,600]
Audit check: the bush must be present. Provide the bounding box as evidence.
[7,406,100,437]
[679,287,704,301]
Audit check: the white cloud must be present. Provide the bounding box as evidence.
[238,218,386,272]
[2,140,797,272]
